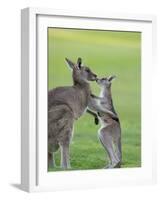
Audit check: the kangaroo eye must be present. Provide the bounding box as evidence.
[102,78,106,80]
[86,69,90,73]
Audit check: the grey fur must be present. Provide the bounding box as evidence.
[48,58,97,169]
[88,76,122,168]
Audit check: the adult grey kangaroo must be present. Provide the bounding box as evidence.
[48,58,98,169]
[88,76,122,168]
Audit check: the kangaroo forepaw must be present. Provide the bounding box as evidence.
[95,117,99,125]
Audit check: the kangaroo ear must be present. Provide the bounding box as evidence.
[108,75,116,82]
[65,58,76,70]
[77,57,82,69]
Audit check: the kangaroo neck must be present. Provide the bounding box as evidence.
[74,80,91,93]
[100,86,111,99]
[100,86,116,114]
[72,80,91,119]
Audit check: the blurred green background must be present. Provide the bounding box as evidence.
[48,28,141,171]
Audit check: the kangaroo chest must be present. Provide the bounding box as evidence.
[97,88,118,125]
[71,89,89,119]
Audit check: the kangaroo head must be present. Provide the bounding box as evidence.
[96,75,116,88]
[65,58,97,84]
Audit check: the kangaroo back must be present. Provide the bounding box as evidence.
[48,86,89,119]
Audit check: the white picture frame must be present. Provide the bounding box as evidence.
[21,7,157,192]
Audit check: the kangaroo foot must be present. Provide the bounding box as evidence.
[61,163,71,170]
[114,161,121,168]
[105,161,121,169]
[48,159,55,169]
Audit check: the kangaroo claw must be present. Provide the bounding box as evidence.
[95,117,99,125]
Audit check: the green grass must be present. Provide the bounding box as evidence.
[48,28,141,171]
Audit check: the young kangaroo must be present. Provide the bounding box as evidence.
[48,58,98,169]
[88,76,122,168]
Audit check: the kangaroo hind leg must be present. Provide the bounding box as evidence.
[60,143,71,169]
[59,126,73,169]
[98,131,118,168]
[114,136,122,167]
[48,143,59,169]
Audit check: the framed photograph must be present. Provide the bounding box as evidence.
[21,7,156,192]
